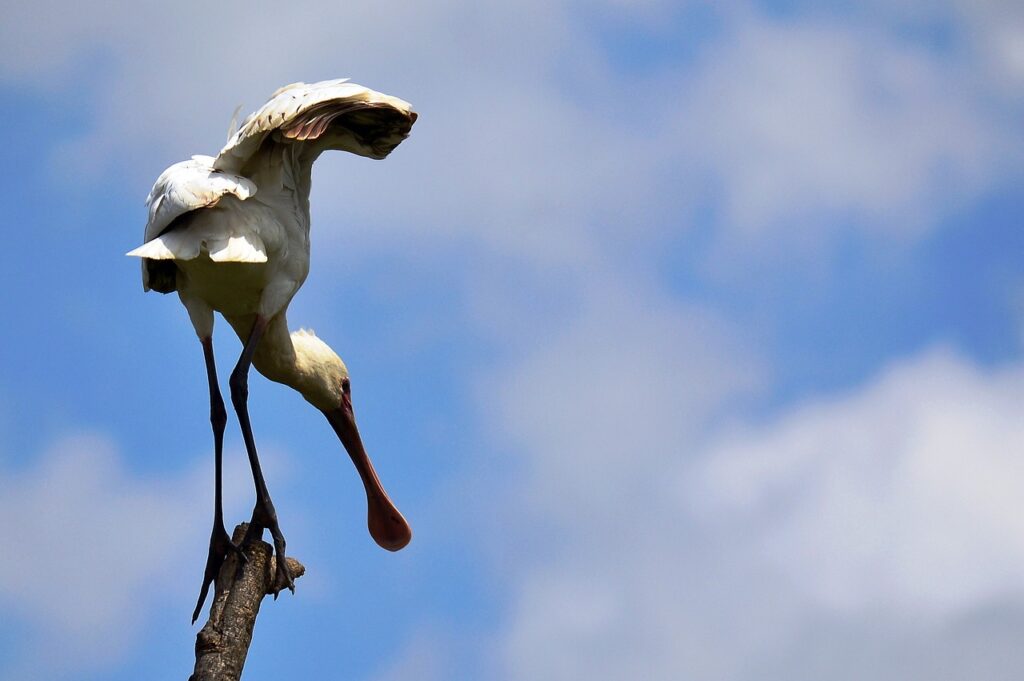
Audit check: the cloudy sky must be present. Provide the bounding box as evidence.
[1,0,1023,679]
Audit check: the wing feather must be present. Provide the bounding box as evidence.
[139,155,256,243]
[213,79,417,172]
[127,155,261,290]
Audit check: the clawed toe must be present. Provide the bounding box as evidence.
[270,557,295,599]
[192,526,245,624]
[246,500,296,599]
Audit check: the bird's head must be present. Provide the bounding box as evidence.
[290,329,412,551]
[290,329,351,410]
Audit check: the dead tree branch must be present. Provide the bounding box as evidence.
[189,523,305,681]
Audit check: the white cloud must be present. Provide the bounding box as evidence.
[473,277,771,678]
[954,0,1024,93]
[671,16,1013,253]
[697,347,1024,618]
[477,277,763,537]
[483,336,1024,679]
[870,0,1024,88]
[0,432,254,681]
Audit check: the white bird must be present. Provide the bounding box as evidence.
[127,79,417,622]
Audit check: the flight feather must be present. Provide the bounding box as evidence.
[214,78,416,172]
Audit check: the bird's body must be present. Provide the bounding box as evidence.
[134,79,414,322]
[128,79,416,621]
[175,193,308,327]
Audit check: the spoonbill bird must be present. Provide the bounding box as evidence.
[127,79,416,622]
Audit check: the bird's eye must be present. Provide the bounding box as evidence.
[342,378,351,394]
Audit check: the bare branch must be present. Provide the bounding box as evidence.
[189,524,305,681]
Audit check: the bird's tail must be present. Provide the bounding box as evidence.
[143,259,177,294]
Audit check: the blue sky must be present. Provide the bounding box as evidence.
[1,1,1023,679]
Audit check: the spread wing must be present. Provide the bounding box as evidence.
[135,155,257,246]
[213,78,417,174]
[126,79,416,293]
[126,155,265,291]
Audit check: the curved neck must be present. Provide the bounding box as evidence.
[227,314,344,412]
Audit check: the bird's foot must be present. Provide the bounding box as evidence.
[192,521,246,624]
[243,499,295,598]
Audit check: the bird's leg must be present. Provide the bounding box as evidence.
[229,316,295,596]
[193,336,246,624]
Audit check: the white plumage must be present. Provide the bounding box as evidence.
[215,78,414,170]
[128,156,262,272]
[128,79,416,622]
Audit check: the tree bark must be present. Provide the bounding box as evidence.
[189,523,305,681]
